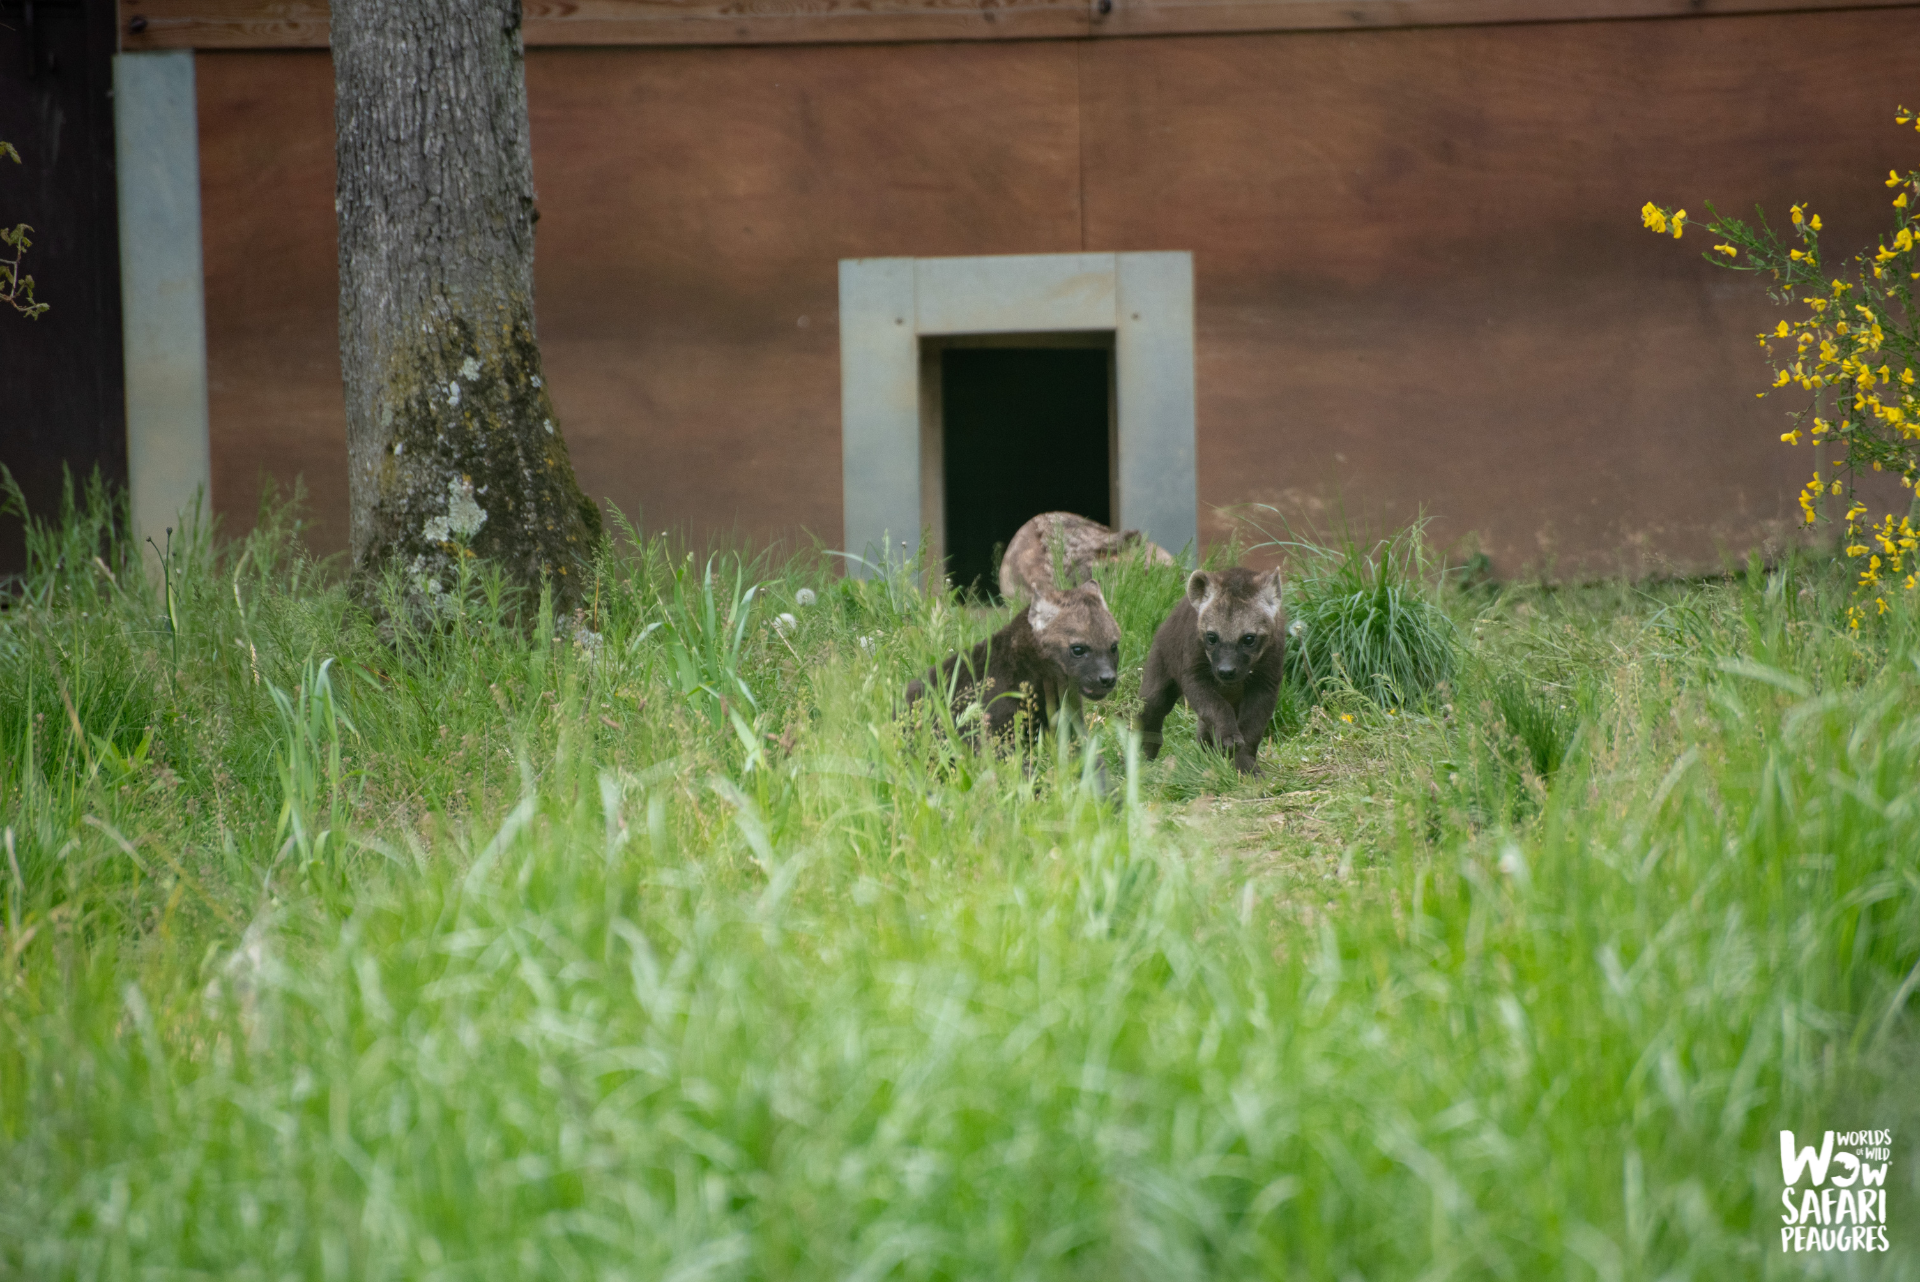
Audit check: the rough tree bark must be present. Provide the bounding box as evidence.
[332,0,599,618]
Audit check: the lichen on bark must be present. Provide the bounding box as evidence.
[362,309,600,618]
[333,0,600,624]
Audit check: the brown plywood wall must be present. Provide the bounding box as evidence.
[195,8,1920,576]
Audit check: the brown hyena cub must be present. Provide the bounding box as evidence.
[998,512,1177,601]
[1137,567,1285,775]
[906,581,1121,749]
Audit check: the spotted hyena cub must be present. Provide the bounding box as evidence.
[998,511,1177,601]
[906,581,1121,749]
[1137,567,1285,775]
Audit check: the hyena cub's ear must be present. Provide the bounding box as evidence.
[1253,570,1282,621]
[1029,591,1065,633]
[1078,580,1107,608]
[1186,570,1213,605]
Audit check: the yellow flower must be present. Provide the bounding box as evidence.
[1340,713,1354,724]
[1672,210,1686,239]
[1811,214,1823,231]
[1781,430,1801,444]
[1639,202,1668,234]
[1897,194,1911,209]
[1847,544,1869,557]
[1792,204,1805,224]
[1891,170,1907,188]
[1714,243,1738,258]
[1790,250,1806,262]
[1775,320,1791,337]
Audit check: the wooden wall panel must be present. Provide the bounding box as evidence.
[527,42,1083,549]
[1081,8,1920,574]
[195,52,348,553]
[192,9,1920,575]
[121,0,1920,50]
[196,42,1086,554]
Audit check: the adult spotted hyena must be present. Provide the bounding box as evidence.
[1137,567,1285,775]
[907,581,1121,749]
[997,512,1176,601]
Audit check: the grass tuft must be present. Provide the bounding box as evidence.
[1281,526,1456,707]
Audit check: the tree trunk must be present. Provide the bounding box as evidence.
[332,0,599,619]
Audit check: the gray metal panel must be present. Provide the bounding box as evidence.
[115,51,212,553]
[914,253,1116,335]
[838,258,919,573]
[1115,252,1198,559]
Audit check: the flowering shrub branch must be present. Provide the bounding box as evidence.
[1643,109,1919,627]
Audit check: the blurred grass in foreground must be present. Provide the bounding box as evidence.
[1,483,1917,1279]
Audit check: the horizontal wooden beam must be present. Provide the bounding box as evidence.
[118,0,1920,50]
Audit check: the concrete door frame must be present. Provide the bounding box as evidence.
[837,251,1197,576]
[116,50,212,558]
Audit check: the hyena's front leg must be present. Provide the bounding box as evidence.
[1230,680,1280,775]
[1183,678,1249,764]
[1136,649,1181,761]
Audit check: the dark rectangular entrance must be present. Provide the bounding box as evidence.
[938,341,1113,599]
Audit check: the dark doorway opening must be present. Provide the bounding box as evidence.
[939,344,1112,599]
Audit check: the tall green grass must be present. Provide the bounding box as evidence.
[1,487,1916,1278]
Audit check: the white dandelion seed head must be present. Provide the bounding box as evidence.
[773,612,798,636]
[794,588,817,608]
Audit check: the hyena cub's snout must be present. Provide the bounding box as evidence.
[1203,626,1267,684]
[1067,637,1121,698]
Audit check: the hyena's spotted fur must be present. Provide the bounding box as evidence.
[997,511,1176,601]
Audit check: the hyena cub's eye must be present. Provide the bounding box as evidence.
[1070,644,1090,657]
[1204,632,1220,645]
[1240,634,1257,647]
[1109,642,1119,654]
